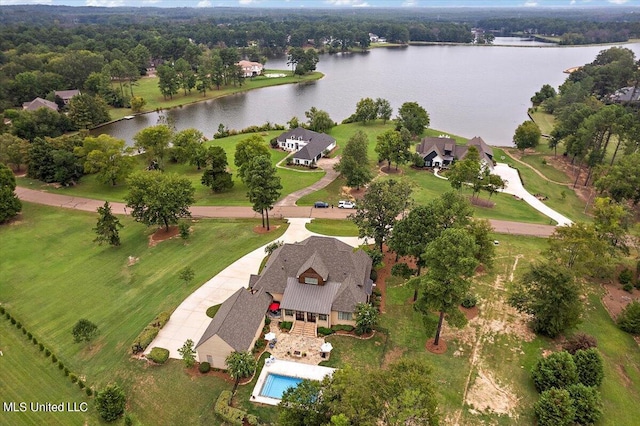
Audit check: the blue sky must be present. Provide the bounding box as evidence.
[1,0,638,8]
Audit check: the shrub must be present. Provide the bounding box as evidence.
[619,268,633,285]
[391,262,413,279]
[39,343,44,351]
[64,368,70,376]
[154,311,171,328]
[124,414,133,426]
[70,374,78,383]
[86,388,93,397]
[10,317,16,325]
[0,306,4,315]
[78,380,86,389]
[573,348,604,387]
[16,321,22,329]
[148,347,170,364]
[214,390,246,426]
[27,332,32,339]
[96,384,126,422]
[52,354,57,363]
[246,414,259,425]
[331,324,355,332]
[131,326,159,354]
[623,281,634,292]
[567,384,603,425]
[32,337,38,345]
[199,362,211,373]
[264,316,271,326]
[58,361,64,370]
[179,222,190,240]
[461,293,478,309]
[563,333,597,355]
[534,388,575,426]
[531,351,578,393]
[253,338,266,352]
[45,349,51,357]
[5,312,10,320]
[369,269,378,282]
[22,328,27,335]
[270,137,279,148]
[412,152,425,168]
[317,327,334,337]
[617,301,640,334]
[279,321,292,331]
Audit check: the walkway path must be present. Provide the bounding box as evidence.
[493,163,573,226]
[15,187,557,237]
[503,149,571,186]
[146,218,363,359]
[275,156,340,207]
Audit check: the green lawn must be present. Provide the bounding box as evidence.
[305,218,359,237]
[17,131,326,206]
[0,203,287,425]
[528,109,556,135]
[108,70,323,121]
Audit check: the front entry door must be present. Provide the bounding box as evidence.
[307,312,316,322]
[296,311,305,321]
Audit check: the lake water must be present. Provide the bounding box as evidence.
[96,38,640,147]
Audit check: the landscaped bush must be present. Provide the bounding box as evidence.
[199,362,211,373]
[32,337,37,345]
[214,390,245,426]
[78,380,85,389]
[148,347,170,364]
[623,281,634,293]
[461,293,478,309]
[16,321,21,329]
[64,368,69,376]
[253,338,266,353]
[86,388,93,397]
[574,348,604,387]
[567,384,603,425]
[5,312,10,320]
[39,343,44,351]
[52,354,57,363]
[317,327,334,336]
[45,349,51,357]
[131,327,159,354]
[22,328,26,334]
[58,361,64,370]
[265,316,271,326]
[534,388,575,426]
[617,301,640,334]
[563,333,597,355]
[331,324,355,332]
[531,351,578,393]
[246,414,259,425]
[0,306,4,315]
[619,268,633,286]
[153,311,171,328]
[372,287,382,298]
[279,321,292,331]
[10,317,16,325]
[391,262,413,279]
[70,374,78,383]
[369,269,378,282]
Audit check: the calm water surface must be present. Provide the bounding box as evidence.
[97,39,640,147]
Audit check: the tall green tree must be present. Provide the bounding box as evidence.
[201,146,234,193]
[72,318,99,344]
[592,196,630,255]
[234,134,271,182]
[0,163,22,224]
[157,64,179,100]
[375,129,410,170]
[416,228,478,346]
[279,379,327,426]
[447,145,481,191]
[174,58,196,96]
[226,351,256,393]
[67,93,110,129]
[171,128,205,165]
[244,155,282,230]
[546,222,611,278]
[595,151,640,204]
[395,101,429,137]
[354,303,379,335]
[305,107,334,133]
[509,261,582,338]
[354,97,377,124]
[95,384,126,423]
[351,179,413,251]
[375,98,393,124]
[0,134,29,172]
[513,120,541,153]
[93,201,123,246]
[125,171,195,231]
[75,134,134,186]
[133,124,173,170]
[334,130,372,190]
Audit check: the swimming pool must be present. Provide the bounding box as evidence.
[259,373,303,399]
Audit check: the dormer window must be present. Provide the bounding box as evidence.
[304,277,319,285]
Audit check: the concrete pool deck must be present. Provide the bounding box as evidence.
[251,359,335,406]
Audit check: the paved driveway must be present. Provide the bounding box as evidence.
[145,218,364,359]
[493,163,573,226]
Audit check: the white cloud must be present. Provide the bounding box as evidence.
[523,0,538,6]
[196,0,212,6]
[142,0,161,4]
[402,0,418,6]
[85,0,125,6]
[353,1,370,6]
[608,0,630,4]
[325,0,366,6]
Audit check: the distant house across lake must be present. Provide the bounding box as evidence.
[237,60,264,77]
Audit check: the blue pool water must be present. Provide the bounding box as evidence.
[260,374,303,399]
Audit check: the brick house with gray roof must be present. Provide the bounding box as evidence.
[276,128,336,166]
[416,136,494,170]
[195,288,271,369]
[250,236,373,334]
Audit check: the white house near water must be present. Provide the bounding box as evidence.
[276,128,336,166]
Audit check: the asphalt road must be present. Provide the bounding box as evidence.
[15,187,557,237]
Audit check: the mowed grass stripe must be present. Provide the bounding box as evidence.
[0,320,88,426]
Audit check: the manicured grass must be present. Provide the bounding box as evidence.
[108,70,323,120]
[528,109,556,135]
[495,148,591,223]
[516,152,574,184]
[306,218,359,237]
[16,131,325,206]
[321,333,387,369]
[0,319,90,426]
[0,203,287,424]
[236,351,280,424]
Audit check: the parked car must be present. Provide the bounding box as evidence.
[338,200,355,209]
[314,201,329,208]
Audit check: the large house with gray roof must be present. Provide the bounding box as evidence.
[250,236,373,333]
[276,128,336,166]
[195,288,271,369]
[416,136,494,170]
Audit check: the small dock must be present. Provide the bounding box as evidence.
[563,66,581,74]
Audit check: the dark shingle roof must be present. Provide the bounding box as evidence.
[417,136,493,165]
[22,97,58,112]
[276,128,336,161]
[196,288,271,351]
[54,89,80,100]
[252,236,372,314]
